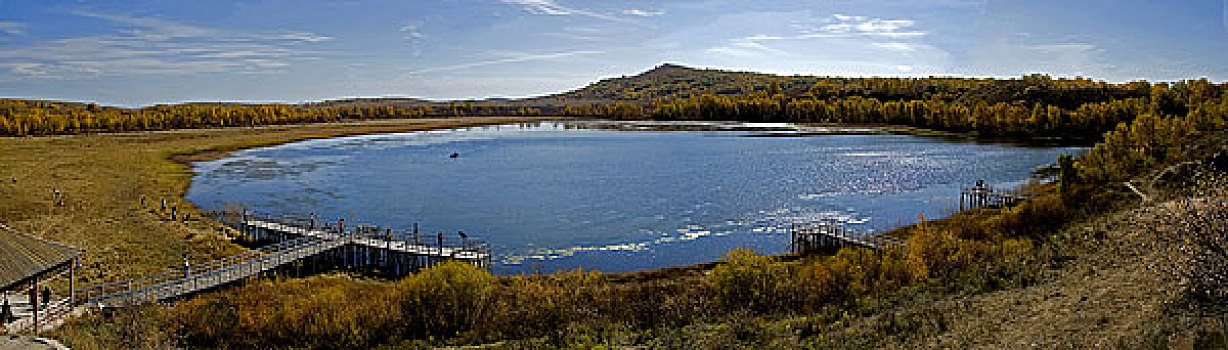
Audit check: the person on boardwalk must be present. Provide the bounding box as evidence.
[183,254,191,279]
[40,286,50,310]
[437,231,444,247]
[1,293,12,323]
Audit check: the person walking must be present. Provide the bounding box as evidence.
[183,254,192,279]
[40,286,50,310]
[1,293,12,323]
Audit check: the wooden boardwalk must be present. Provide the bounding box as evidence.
[76,234,349,307]
[790,221,902,253]
[74,212,490,308]
[960,181,1028,210]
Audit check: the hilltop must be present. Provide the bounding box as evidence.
[310,63,1147,109]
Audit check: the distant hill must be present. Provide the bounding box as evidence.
[548,63,810,102]
[543,63,1149,109]
[305,63,1143,109]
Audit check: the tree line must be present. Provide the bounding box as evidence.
[2,76,1224,142]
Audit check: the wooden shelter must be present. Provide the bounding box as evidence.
[0,223,81,335]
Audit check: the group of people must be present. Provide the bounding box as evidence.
[140,195,191,222]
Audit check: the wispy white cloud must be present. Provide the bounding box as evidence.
[706,36,787,57]
[1222,0,1227,33]
[0,21,27,36]
[804,13,925,38]
[399,22,424,39]
[872,42,918,51]
[622,9,664,17]
[501,0,634,23]
[708,14,928,58]
[70,9,215,38]
[274,32,333,43]
[699,13,946,76]
[964,38,1107,77]
[408,49,603,74]
[0,10,331,80]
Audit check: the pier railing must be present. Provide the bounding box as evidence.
[790,221,902,253]
[75,234,346,307]
[959,184,1029,211]
[74,210,492,308]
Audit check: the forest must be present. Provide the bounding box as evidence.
[3,66,1225,142]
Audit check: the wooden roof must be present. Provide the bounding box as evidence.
[0,224,80,291]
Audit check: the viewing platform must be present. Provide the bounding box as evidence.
[790,221,902,253]
[72,211,490,309]
[960,180,1030,210]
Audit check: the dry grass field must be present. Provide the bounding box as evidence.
[0,117,556,286]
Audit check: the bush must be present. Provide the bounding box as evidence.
[710,249,786,313]
[396,261,496,338]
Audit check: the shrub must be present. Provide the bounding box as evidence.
[396,261,496,338]
[710,249,786,313]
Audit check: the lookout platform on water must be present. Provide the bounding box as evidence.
[74,211,490,308]
[790,221,902,253]
[960,180,1029,211]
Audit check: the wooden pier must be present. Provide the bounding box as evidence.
[790,221,901,253]
[960,181,1028,211]
[74,211,491,308]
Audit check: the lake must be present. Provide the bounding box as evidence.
[186,121,1084,275]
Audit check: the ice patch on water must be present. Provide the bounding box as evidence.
[499,206,871,265]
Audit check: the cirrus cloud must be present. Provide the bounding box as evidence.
[0,10,331,80]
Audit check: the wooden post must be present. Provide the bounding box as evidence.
[69,258,76,306]
[31,277,39,336]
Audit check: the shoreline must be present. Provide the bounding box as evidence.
[0,116,1080,284]
[172,118,1075,281]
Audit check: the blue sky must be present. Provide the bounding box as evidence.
[0,0,1226,106]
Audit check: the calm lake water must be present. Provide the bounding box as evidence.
[187,121,1083,275]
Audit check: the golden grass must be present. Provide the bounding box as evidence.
[0,117,559,286]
